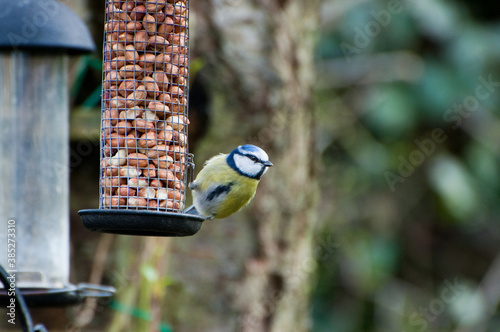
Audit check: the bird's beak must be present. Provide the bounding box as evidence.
[263,161,273,167]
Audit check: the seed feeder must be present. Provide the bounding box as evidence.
[78,0,205,237]
[0,0,114,306]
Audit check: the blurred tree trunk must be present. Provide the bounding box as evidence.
[165,1,320,331]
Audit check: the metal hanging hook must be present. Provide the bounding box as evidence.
[186,153,196,186]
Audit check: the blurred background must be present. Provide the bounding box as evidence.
[23,0,500,331]
[313,1,500,331]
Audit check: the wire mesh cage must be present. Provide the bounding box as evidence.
[102,0,189,211]
[79,0,204,236]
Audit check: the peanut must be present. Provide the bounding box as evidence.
[102,195,126,207]
[118,32,135,44]
[106,167,119,176]
[120,108,143,120]
[147,36,168,51]
[130,5,146,21]
[108,5,130,21]
[122,2,135,13]
[165,4,175,16]
[158,125,174,141]
[166,115,186,131]
[101,177,125,189]
[143,110,159,121]
[134,30,148,51]
[172,54,188,67]
[126,85,147,107]
[159,200,174,209]
[152,72,169,91]
[164,64,179,76]
[139,132,158,148]
[127,153,149,167]
[120,166,142,177]
[157,169,176,182]
[146,144,168,158]
[108,149,127,166]
[104,71,121,89]
[116,120,132,135]
[125,134,138,149]
[158,20,174,37]
[109,96,126,108]
[144,163,157,178]
[150,179,164,188]
[105,109,119,125]
[144,77,160,97]
[168,145,185,160]
[119,65,144,79]
[172,131,187,146]
[154,155,173,169]
[128,177,149,187]
[148,101,169,113]
[134,119,156,132]
[118,80,139,97]
[125,44,140,62]
[126,21,143,33]
[156,188,168,200]
[157,188,183,201]
[148,199,159,209]
[146,0,166,12]
[143,14,157,35]
[106,133,126,148]
[116,185,136,196]
[157,93,171,104]
[138,53,156,68]
[169,85,184,97]
[138,187,156,199]
[128,197,148,207]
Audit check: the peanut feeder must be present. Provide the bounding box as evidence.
[79,0,204,236]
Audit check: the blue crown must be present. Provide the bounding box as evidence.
[238,144,262,154]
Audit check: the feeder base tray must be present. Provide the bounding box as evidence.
[78,209,205,236]
[0,283,115,307]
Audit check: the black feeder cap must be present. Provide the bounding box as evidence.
[78,210,206,237]
[0,0,95,54]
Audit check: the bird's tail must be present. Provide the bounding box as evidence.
[184,205,202,217]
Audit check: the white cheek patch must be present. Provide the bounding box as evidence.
[234,154,263,177]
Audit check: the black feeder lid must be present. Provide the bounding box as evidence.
[0,0,95,54]
[78,209,206,237]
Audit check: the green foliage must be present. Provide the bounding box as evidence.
[314,0,500,331]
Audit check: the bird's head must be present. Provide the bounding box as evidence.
[227,144,273,180]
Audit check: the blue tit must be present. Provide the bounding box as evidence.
[186,144,273,220]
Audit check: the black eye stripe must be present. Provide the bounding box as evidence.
[242,154,259,162]
[236,152,268,164]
